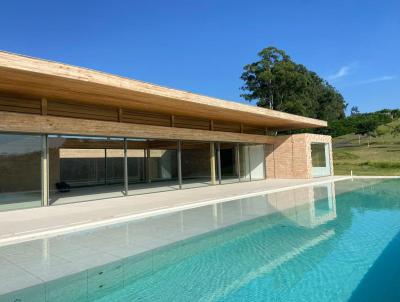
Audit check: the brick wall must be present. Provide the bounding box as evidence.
[265,133,333,179]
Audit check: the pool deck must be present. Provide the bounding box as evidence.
[0,176,349,246]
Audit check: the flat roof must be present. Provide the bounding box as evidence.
[0,51,327,130]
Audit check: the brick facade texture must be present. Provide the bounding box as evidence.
[265,133,333,179]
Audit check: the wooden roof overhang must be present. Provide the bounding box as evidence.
[0,51,327,130]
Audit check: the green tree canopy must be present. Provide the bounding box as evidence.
[240,46,347,121]
[355,119,379,136]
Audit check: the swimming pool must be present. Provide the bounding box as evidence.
[1,178,400,301]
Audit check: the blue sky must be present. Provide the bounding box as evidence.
[0,0,399,114]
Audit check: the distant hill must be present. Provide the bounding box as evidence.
[333,116,400,176]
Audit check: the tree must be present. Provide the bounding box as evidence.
[355,119,378,147]
[240,47,289,109]
[240,46,347,121]
[350,106,360,116]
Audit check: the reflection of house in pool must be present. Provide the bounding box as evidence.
[239,182,337,228]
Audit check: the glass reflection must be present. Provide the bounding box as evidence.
[248,144,265,180]
[48,135,124,205]
[311,143,327,167]
[239,144,251,181]
[1,130,269,208]
[127,139,178,195]
[239,143,265,181]
[181,141,212,188]
[0,133,42,211]
[311,143,331,177]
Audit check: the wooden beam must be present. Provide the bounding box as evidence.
[209,120,214,131]
[41,98,47,115]
[210,142,216,185]
[118,108,123,122]
[0,111,276,144]
[170,115,175,127]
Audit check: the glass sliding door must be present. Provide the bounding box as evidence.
[48,135,124,205]
[127,139,179,195]
[149,140,178,183]
[0,133,42,211]
[106,148,125,185]
[239,143,266,181]
[239,144,251,182]
[181,141,212,188]
[218,143,239,184]
[248,144,265,180]
[126,139,146,188]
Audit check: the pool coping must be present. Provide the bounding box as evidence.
[349,176,400,178]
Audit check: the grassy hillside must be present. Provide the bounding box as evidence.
[333,118,400,176]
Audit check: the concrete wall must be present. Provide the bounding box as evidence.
[265,133,333,179]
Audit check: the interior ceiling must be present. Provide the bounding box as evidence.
[0,53,327,130]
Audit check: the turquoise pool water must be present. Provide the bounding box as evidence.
[1,178,400,302]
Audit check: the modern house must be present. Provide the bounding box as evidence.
[0,51,333,211]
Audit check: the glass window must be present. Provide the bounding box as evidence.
[127,139,178,195]
[248,144,265,180]
[311,143,327,167]
[239,144,251,181]
[149,143,177,182]
[0,133,42,211]
[239,144,265,181]
[181,141,211,188]
[311,143,332,177]
[127,143,146,185]
[48,135,124,205]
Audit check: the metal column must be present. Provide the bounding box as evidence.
[263,144,267,179]
[146,148,151,183]
[217,143,222,184]
[247,144,252,181]
[124,138,128,195]
[177,140,182,189]
[236,143,241,182]
[104,148,107,185]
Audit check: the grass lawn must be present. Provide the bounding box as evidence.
[333,119,400,176]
